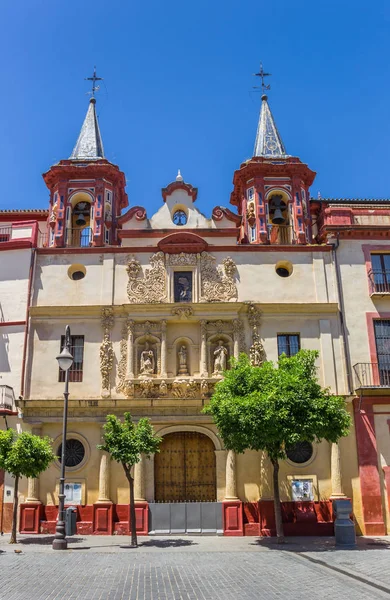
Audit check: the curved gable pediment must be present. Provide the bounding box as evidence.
[158,232,208,254]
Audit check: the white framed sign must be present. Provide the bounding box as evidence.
[64,482,82,505]
[291,479,314,501]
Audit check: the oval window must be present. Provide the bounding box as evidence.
[173,210,188,226]
[286,441,313,464]
[57,439,85,468]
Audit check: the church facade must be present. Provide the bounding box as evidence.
[1,87,390,536]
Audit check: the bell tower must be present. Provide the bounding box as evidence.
[231,67,316,245]
[42,72,128,248]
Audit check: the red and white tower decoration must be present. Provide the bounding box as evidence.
[231,66,316,245]
[43,70,128,248]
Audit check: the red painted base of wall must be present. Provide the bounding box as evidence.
[39,503,149,536]
[19,503,43,534]
[223,500,244,536]
[243,501,335,536]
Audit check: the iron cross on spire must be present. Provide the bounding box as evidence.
[253,63,271,94]
[85,66,103,98]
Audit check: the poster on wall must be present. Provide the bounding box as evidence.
[64,483,82,505]
[291,479,314,501]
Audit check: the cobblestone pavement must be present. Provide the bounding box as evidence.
[0,535,389,600]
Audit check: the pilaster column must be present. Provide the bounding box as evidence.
[97,451,112,503]
[232,319,240,360]
[200,320,208,377]
[225,449,238,500]
[160,320,167,378]
[330,442,346,499]
[26,425,42,503]
[134,454,146,502]
[127,319,135,379]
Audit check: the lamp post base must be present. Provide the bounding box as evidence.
[52,538,68,550]
[52,520,68,550]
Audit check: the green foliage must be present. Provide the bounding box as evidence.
[204,350,351,461]
[0,429,56,478]
[98,412,162,472]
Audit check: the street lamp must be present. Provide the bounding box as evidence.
[52,325,73,550]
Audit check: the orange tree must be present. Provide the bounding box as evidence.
[0,429,56,543]
[98,413,161,547]
[204,350,351,541]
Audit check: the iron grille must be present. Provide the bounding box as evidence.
[59,335,84,382]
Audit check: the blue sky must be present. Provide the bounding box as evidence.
[0,0,389,216]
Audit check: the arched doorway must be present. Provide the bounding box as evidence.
[155,432,216,502]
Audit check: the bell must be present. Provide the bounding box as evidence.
[272,208,285,225]
[75,214,86,227]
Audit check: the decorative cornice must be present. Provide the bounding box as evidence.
[212,206,241,225]
[158,232,208,254]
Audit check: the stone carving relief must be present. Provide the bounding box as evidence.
[212,340,228,376]
[100,307,114,397]
[140,342,155,376]
[247,302,266,366]
[126,252,167,303]
[177,345,189,375]
[171,306,194,319]
[166,252,197,266]
[172,379,198,398]
[200,252,238,302]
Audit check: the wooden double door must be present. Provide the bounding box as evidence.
[155,432,216,502]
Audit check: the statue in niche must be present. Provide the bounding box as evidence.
[178,345,189,375]
[213,340,228,376]
[140,342,155,376]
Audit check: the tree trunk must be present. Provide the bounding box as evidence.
[123,464,137,547]
[271,458,284,542]
[9,475,19,544]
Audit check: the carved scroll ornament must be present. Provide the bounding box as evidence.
[126,252,167,303]
[200,252,238,302]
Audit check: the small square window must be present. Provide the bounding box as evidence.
[277,334,300,358]
[174,271,193,303]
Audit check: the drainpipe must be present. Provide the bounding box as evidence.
[331,234,353,395]
[20,246,37,398]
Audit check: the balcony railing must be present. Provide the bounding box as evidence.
[0,385,17,414]
[353,362,390,389]
[0,226,11,243]
[266,224,296,245]
[65,227,93,247]
[368,269,390,295]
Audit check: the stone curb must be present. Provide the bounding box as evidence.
[293,552,390,597]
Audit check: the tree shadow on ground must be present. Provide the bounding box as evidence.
[18,536,85,546]
[250,536,390,553]
[138,538,197,548]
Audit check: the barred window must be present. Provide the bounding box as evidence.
[277,334,300,358]
[59,335,84,382]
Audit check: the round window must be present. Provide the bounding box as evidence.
[67,264,86,281]
[71,270,85,281]
[57,439,85,468]
[286,441,313,464]
[275,260,293,278]
[173,210,187,226]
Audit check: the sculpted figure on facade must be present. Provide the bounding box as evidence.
[140,342,155,376]
[159,380,168,396]
[100,307,114,397]
[213,340,228,376]
[178,345,189,375]
[126,252,167,303]
[247,302,266,366]
[172,379,197,398]
[200,252,238,302]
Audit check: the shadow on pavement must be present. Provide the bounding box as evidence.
[250,536,390,553]
[139,538,197,548]
[18,536,85,546]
